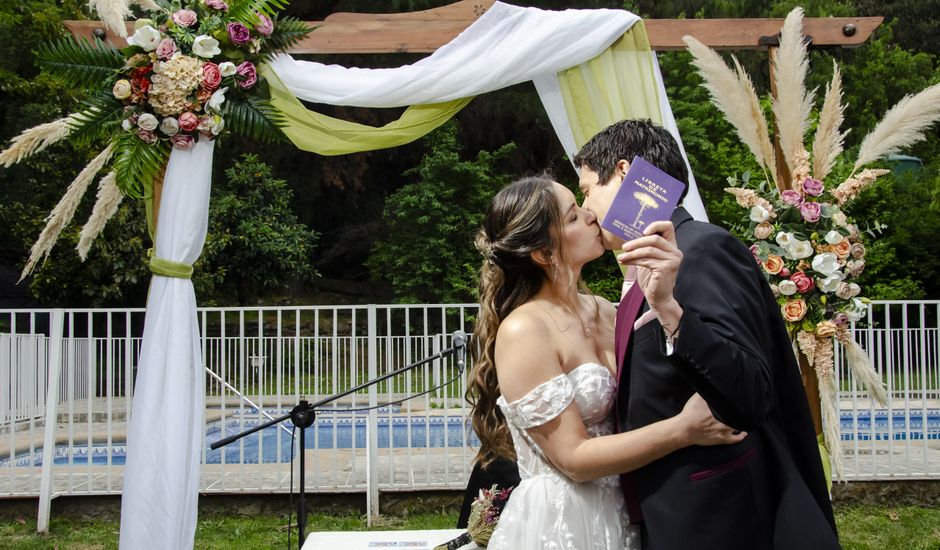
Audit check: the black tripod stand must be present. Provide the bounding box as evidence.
[210,330,469,549]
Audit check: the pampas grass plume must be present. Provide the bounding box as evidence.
[77,171,124,260]
[812,61,849,182]
[854,81,940,171]
[0,116,74,168]
[772,7,815,179]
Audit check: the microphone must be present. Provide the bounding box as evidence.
[452,330,469,371]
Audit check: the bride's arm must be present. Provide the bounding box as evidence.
[496,311,744,484]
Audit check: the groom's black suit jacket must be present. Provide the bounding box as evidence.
[616,207,840,550]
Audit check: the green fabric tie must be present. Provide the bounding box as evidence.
[148,248,193,279]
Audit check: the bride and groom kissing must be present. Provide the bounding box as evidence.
[465,119,841,549]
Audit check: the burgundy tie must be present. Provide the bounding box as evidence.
[613,283,646,524]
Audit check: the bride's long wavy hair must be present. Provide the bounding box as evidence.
[467,176,570,467]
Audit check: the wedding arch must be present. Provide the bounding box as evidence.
[40,2,882,548]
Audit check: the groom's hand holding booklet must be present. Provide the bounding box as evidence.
[600,155,686,242]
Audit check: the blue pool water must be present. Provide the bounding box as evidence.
[5,410,938,467]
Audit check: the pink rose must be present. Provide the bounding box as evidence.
[255,13,274,36]
[799,201,821,223]
[155,38,177,60]
[206,0,228,10]
[171,134,194,150]
[802,178,824,197]
[748,243,761,264]
[790,271,815,294]
[235,61,257,89]
[850,243,866,259]
[202,62,222,90]
[172,9,198,27]
[778,267,790,278]
[137,128,157,144]
[178,111,199,132]
[781,189,804,206]
[227,22,251,45]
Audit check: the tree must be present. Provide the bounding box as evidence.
[368,122,515,303]
[197,154,320,305]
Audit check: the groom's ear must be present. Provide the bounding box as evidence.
[615,159,630,180]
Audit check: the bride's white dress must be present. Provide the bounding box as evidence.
[487,363,639,550]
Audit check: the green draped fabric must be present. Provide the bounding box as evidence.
[556,21,662,150]
[261,65,473,156]
[148,248,193,279]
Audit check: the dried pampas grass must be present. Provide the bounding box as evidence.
[812,62,849,182]
[20,143,116,280]
[854,81,940,172]
[0,116,75,168]
[771,7,815,179]
[683,35,775,180]
[89,0,131,38]
[839,335,888,406]
[77,171,124,260]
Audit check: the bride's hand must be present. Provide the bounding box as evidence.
[678,393,747,447]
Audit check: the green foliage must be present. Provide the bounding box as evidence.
[2,198,150,307]
[261,16,316,57]
[368,122,515,303]
[67,92,126,146]
[222,95,288,143]
[228,0,290,26]
[198,154,319,304]
[36,36,124,89]
[112,132,171,198]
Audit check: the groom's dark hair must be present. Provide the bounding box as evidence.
[573,118,690,203]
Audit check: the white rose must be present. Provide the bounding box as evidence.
[818,271,844,293]
[848,283,861,298]
[831,211,847,227]
[825,230,844,245]
[192,35,222,58]
[206,87,228,113]
[219,62,236,77]
[159,117,180,136]
[846,298,866,322]
[812,252,840,275]
[776,232,793,248]
[749,204,771,223]
[778,280,798,296]
[137,113,159,131]
[127,25,162,52]
[786,239,814,260]
[121,118,134,131]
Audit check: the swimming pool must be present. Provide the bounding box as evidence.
[4,410,937,467]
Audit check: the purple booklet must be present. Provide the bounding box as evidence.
[600,155,686,242]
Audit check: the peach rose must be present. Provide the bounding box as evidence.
[782,298,808,322]
[763,255,784,275]
[831,239,851,260]
[754,222,775,240]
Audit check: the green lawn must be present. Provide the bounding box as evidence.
[1,503,938,549]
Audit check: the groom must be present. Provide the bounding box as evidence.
[576,119,839,550]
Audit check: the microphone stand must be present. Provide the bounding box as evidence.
[210,332,469,550]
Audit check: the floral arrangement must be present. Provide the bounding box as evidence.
[0,0,312,277]
[684,7,940,476]
[435,484,513,549]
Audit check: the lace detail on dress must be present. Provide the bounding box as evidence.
[499,374,575,429]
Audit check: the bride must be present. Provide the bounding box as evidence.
[467,176,744,549]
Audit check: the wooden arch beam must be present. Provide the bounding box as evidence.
[64,0,882,54]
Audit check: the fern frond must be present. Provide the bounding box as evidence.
[228,0,290,26]
[222,96,288,143]
[113,133,171,199]
[37,37,125,89]
[67,92,126,146]
[262,17,315,56]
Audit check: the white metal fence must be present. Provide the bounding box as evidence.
[1,301,938,502]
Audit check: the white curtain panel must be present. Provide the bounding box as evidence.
[119,138,215,550]
[268,2,639,107]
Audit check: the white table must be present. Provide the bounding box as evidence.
[302,529,478,549]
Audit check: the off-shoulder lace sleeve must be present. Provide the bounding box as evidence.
[501,374,575,429]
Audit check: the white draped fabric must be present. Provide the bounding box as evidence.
[118,138,214,550]
[268,2,639,107]
[270,1,707,219]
